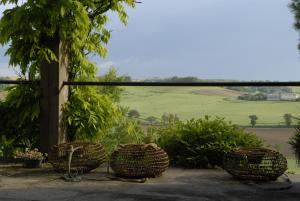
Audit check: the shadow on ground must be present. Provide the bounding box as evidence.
[0,165,299,201]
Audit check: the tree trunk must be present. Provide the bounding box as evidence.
[40,35,69,153]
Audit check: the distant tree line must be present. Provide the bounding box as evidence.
[248,113,296,127]
[128,109,296,127]
[127,109,179,125]
[144,76,203,82]
[143,76,237,83]
[97,73,131,82]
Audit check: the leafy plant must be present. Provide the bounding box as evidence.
[249,115,258,127]
[0,0,137,146]
[161,113,180,125]
[65,84,123,141]
[0,84,40,149]
[290,0,300,51]
[98,68,126,102]
[128,109,140,119]
[289,126,300,164]
[143,126,160,144]
[145,116,157,124]
[283,113,293,127]
[99,113,145,156]
[156,116,263,168]
[0,136,15,157]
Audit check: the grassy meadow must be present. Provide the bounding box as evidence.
[121,86,300,126]
[287,158,300,174]
[0,91,7,101]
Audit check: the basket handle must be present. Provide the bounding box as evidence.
[68,145,83,175]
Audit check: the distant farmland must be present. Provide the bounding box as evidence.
[0,91,7,101]
[1,85,299,126]
[120,86,300,126]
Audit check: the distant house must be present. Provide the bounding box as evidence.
[266,93,280,101]
[267,93,299,101]
[280,93,299,101]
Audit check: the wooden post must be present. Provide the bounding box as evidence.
[40,36,69,153]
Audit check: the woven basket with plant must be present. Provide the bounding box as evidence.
[110,143,169,179]
[49,142,106,173]
[223,147,287,181]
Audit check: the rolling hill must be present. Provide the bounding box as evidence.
[120,86,300,126]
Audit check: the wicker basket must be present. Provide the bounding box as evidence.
[49,142,106,173]
[110,143,169,179]
[223,147,287,181]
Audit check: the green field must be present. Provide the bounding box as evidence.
[121,87,300,126]
[287,158,300,174]
[0,91,7,101]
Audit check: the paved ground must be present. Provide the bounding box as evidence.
[0,164,299,201]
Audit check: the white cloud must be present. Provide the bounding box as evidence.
[0,67,16,77]
[98,61,117,69]
[95,61,119,76]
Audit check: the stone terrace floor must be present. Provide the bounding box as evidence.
[0,164,299,201]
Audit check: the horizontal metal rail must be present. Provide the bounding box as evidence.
[63,81,300,87]
[0,80,38,85]
[1,80,300,87]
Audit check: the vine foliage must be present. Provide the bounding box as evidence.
[291,0,300,50]
[0,0,137,148]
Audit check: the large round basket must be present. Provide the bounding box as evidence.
[110,144,169,179]
[49,142,106,173]
[223,148,287,181]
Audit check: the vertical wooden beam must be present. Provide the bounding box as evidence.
[40,36,69,153]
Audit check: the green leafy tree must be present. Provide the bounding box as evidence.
[288,1,300,163]
[249,115,258,127]
[146,116,157,124]
[161,113,179,125]
[290,0,300,50]
[283,113,293,127]
[98,68,126,102]
[0,0,137,144]
[0,84,40,148]
[128,109,140,118]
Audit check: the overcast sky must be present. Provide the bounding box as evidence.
[1,0,300,81]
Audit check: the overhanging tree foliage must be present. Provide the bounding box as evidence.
[0,0,136,78]
[0,0,137,147]
[291,0,300,50]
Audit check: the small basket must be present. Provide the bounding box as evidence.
[49,142,106,173]
[223,147,287,181]
[110,143,169,179]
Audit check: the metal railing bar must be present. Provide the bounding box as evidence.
[63,81,300,87]
[0,80,38,85]
[1,80,300,87]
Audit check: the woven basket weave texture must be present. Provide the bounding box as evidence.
[110,143,169,179]
[223,147,287,181]
[49,142,106,173]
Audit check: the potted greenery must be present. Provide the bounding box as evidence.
[15,148,46,168]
